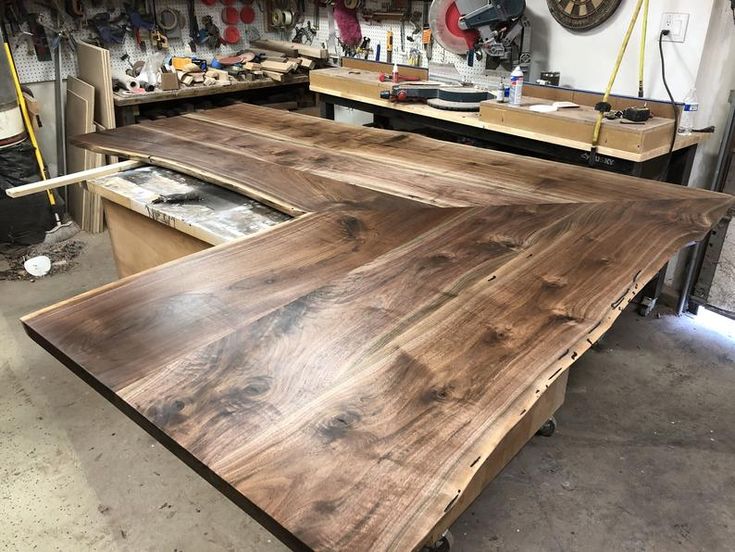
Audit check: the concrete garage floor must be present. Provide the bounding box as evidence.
[2,232,734,552]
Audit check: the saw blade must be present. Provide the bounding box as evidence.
[428,0,478,55]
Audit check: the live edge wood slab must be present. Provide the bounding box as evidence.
[23,104,734,551]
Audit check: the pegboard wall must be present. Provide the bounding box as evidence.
[9,0,504,86]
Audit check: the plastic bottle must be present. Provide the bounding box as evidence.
[678,88,699,135]
[496,77,505,103]
[509,66,524,106]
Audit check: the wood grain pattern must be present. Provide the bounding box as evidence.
[24,104,735,551]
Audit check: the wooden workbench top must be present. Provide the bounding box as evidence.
[23,104,733,552]
[309,67,704,162]
[113,74,309,107]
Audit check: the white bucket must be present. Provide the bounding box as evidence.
[0,106,25,143]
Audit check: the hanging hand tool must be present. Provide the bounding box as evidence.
[386,30,393,63]
[149,0,168,50]
[422,0,432,61]
[20,7,52,61]
[200,15,222,48]
[400,17,405,51]
[355,36,371,59]
[186,0,198,51]
[125,4,155,51]
[89,12,127,45]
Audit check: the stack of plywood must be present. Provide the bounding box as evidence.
[66,41,116,233]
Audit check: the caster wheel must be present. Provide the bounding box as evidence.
[421,529,453,551]
[536,416,557,437]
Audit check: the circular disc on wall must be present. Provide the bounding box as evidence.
[222,6,239,24]
[223,25,241,43]
[546,0,623,31]
[240,6,255,23]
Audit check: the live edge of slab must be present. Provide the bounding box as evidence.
[309,67,705,163]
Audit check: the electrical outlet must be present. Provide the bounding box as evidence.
[660,13,690,42]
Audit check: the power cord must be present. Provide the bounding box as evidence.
[658,29,678,164]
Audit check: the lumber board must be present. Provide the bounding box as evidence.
[23,104,735,552]
[251,39,329,60]
[5,161,142,198]
[64,90,90,226]
[75,43,114,231]
[76,42,115,130]
[261,60,298,73]
[250,39,300,57]
[341,57,429,80]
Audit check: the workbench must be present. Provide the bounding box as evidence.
[23,104,733,552]
[310,66,709,314]
[114,74,310,126]
[310,66,705,178]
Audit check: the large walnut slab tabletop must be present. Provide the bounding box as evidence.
[22,104,734,551]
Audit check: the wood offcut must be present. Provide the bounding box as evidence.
[22,104,735,552]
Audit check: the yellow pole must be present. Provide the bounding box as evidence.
[4,43,49,181]
[591,0,646,150]
[638,0,649,97]
[3,41,62,223]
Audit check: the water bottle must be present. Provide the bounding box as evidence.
[678,88,699,135]
[509,66,524,106]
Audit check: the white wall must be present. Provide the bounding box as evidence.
[665,0,735,290]
[26,81,61,178]
[524,0,715,101]
[690,0,735,189]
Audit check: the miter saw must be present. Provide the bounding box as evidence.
[428,0,531,74]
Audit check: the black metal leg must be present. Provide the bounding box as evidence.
[638,263,668,316]
[372,114,392,129]
[319,100,335,120]
[116,106,138,127]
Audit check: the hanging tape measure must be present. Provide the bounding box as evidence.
[422,27,432,45]
[158,8,180,31]
[271,9,294,27]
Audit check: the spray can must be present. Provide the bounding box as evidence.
[509,65,524,106]
[496,77,505,103]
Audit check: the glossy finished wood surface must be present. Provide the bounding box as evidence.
[24,104,734,551]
